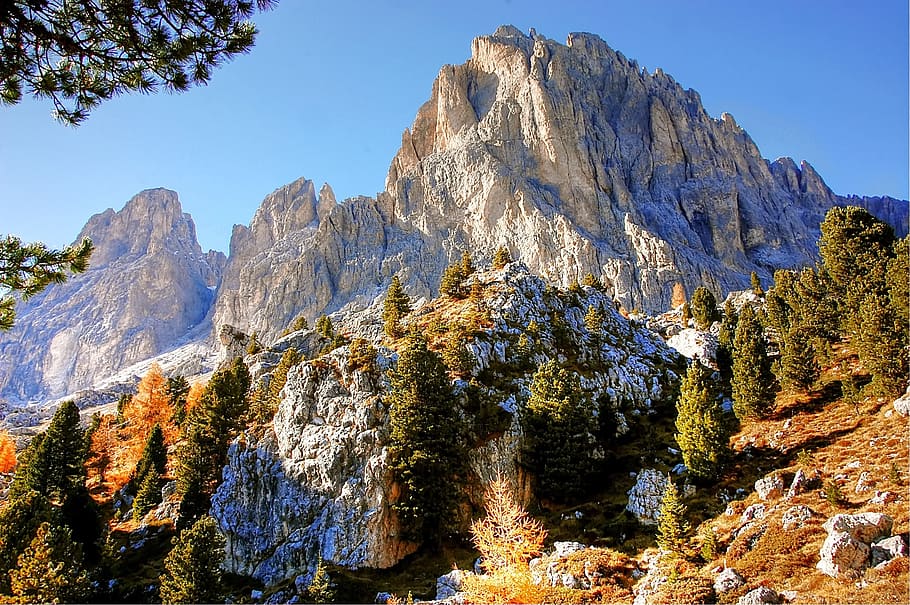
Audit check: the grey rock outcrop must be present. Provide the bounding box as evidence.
[626,469,668,525]
[737,586,781,605]
[0,188,224,403]
[210,26,908,346]
[714,567,745,594]
[213,264,678,585]
[816,512,895,577]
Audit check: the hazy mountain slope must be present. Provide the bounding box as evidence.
[0,189,224,403]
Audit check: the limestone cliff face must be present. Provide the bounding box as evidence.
[214,26,907,343]
[0,189,225,403]
[212,264,681,586]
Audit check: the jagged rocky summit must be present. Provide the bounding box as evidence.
[0,189,225,404]
[211,262,682,586]
[2,25,907,407]
[214,25,907,345]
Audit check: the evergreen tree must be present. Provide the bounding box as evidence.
[656,478,689,555]
[168,375,191,426]
[176,358,249,526]
[387,333,463,544]
[131,423,167,492]
[133,469,163,521]
[442,331,476,377]
[10,400,86,501]
[715,300,738,386]
[581,273,603,290]
[519,361,596,501]
[778,325,819,392]
[0,489,52,594]
[460,250,475,277]
[584,305,605,336]
[856,290,907,395]
[2,1,276,125]
[492,246,512,270]
[731,305,777,419]
[307,557,336,604]
[251,347,301,424]
[440,262,467,298]
[9,521,90,603]
[246,331,262,355]
[689,287,719,330]
[675,362,730,481]
[0,235,93,329]
[159,515,226,604]
[750,271,764,296]
[382,275,412,338]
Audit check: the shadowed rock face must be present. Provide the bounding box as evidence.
[213,26,907,343]
[0,188,225,403]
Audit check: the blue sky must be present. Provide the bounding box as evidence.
[1,0,907,253]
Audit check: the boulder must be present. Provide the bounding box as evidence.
[816,531,871,577]
[737,586,780,605]
[871,535,908,567]
[741,503,766,523]
[893,388,910,417]
[823,513,893,544]
[780,505,814,531]
[436,569,472,600]
[755,473,785,501]
[785,468,821,499]
[626,469,668,525]
[713,567,745,594]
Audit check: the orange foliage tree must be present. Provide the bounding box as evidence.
[0,430,17,473]
[460,478,548,604]
[87,363,180,494]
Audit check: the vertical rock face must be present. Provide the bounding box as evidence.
[214,26,907,343]
[0,189,225,403]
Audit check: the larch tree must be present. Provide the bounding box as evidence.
[460,478,548,605]
[0,235,93,330]
[387,333,463,544]
[159,515,226,604]
[1,1,277,125]
[731,305,777,420]
[675,361,730,481]
[0,430,16,473]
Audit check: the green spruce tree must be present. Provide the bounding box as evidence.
[133,469,164,521]
[159,515,226,604]
[778,325,819,392]
[307,557,336,604]
[131,423,167,493]
[731,305,777,419]
[0,489,53,594]
[387,333,463,544]
[382,275,412,338]
[519,361,596,501]
[689,287,719,330]
[675,362,730,481]
[656,478,690,555]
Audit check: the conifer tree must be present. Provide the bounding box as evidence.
[176,358,250,526]
[382,275,412,338]
[387,333,463,543]
[10,400,85,501]
[440,262,467,298]
[731,305,777,419]
[492,246,512,270]
[9,521,90,604]
[159,515,226,604]
[675,362,729,481]
[307,558,336,604]
[778,326,819,392]
[460,250,475,277]
[656,478,689,555]
[246,331,262,355]
[715,300,738,386]
[250,347,301,423]
[584,305,605,335]
[131,423,167,493]
[133,469,163,521]
[442,331,476,377]
[0,235,93,329]
[520,361,596,501]
[581,272,603,289]
[0,489,52,594]
[689,287,719,330]
[750,271,764,296]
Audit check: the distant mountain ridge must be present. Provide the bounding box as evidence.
[0,26,906,406]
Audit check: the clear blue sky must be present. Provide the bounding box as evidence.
[1,0,907,253]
